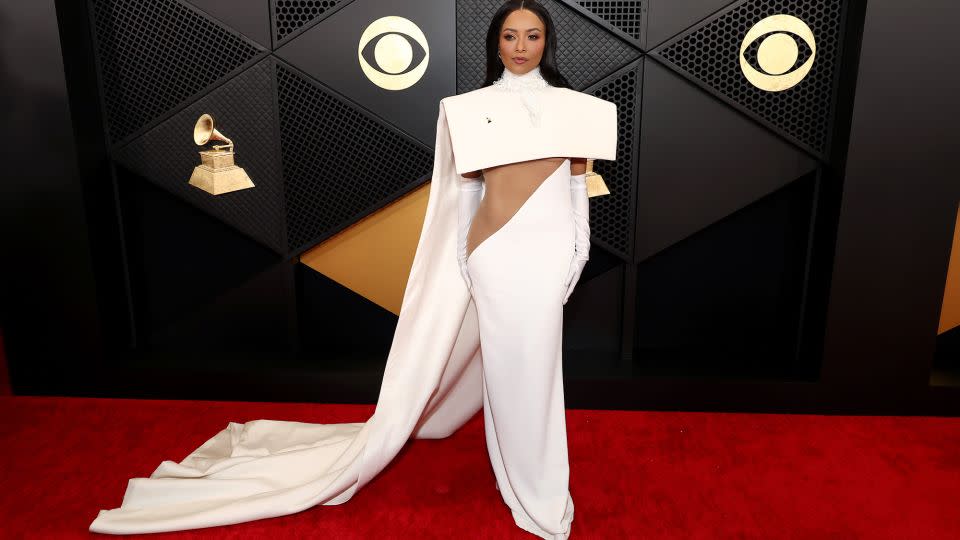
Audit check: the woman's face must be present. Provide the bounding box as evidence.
[498,8,546,74]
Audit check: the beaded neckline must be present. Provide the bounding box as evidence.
[491,66,550,126]
[492,65,549,92]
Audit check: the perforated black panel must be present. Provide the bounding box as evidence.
[576,0,646,41]
[585,61,642,260]
[273,0,346,43]
[456,0,641,92]
[654,0,844,155]
[184,0,272,48]
[112,59,287,253]
[90,0,263,145]
[276,63,435,253]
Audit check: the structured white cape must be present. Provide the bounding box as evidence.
[89,84,617,534]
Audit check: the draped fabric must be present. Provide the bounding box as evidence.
[89,102,483,534]
[89,86,616,535]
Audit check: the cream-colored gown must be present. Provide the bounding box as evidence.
[88,69,616,540]
[466,155,577,538]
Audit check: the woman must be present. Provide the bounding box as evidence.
[451,2,617,538]
[89,2,616,538]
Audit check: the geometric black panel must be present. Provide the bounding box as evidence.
[562,263,625,377]
[933,326,960,383]
[653,0,845,157]
[584,59,643,261]
[297,263,398,374]
[634,173,816,379]
[273,0,353,44]
[275,0,456,147]
[576,0,646,42]
[456,0,642,93]
[643,0,740,49]
[113,59,287,253]
[184,0,272,48]
[116,170,281,334]
[90,0,264,145]
[145,260,298,368]
[276,62,434,253]
[454,0,492,93]
[636,58,818,261]
[550,0,644,89]
[581,241,625,288]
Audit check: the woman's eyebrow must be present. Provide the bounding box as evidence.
[503,27,543,32]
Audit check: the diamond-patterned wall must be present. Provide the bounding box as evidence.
[273,0,351,43]
[576,0,646,42]
[276,63,434,253]
[635,57,819,261]
[653,0,845,156]
[88,0,851,262]
[82,0,858,378]
[586,60,643,260]
[184,0,272,47]
[90,0,264,145]
[274,0,456,147]
[112,58,287,253]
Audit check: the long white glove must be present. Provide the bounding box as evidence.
[562,173,589,305]
[457,174,483,292]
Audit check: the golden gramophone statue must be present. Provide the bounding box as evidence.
[585,158,610,198]
[188,113,255,195]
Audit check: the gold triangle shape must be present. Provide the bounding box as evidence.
[300,183,430,316]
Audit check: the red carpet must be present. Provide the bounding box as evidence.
[1,396,959,539]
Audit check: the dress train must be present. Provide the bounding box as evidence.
[88,97,592,539]
[88,101,486,535]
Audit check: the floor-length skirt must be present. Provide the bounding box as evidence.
[467,158,576,540]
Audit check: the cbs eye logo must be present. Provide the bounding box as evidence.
[739,14,816,92]
[358,16,429,91]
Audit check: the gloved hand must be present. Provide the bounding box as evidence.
[562,172,589,305]
[457,173,483,293]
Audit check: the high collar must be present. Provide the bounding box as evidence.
[493,65,549,92]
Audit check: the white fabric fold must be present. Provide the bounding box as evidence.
[88,80,618,537]
[89,102,485,535]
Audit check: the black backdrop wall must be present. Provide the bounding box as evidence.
[2,0,958,415]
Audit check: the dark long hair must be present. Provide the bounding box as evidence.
[481,0,572,89]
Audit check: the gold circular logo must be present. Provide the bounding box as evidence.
[358,16,429,90]
[739,14,816,92]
